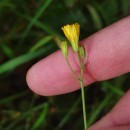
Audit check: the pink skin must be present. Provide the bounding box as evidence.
[26,16,130,130]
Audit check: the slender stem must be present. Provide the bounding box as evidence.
[76,52,87,130]
[65,57,80,81]
[80,80,87,130]
[65,51,87,130]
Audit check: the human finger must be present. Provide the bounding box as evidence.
[100,126,130,130]
[26,16,130,96]
[89,89,130,130]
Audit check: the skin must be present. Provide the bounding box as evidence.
[26,16,130,130]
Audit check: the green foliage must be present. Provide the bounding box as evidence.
[0,0,130,130]
[31,103,49,130]
[0,46,53,74]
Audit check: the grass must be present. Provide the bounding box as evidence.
[0,0,130,130]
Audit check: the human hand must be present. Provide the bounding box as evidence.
[26,16,130,130]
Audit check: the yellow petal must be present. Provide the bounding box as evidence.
[61,23,80,52]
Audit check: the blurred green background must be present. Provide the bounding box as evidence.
[0,0,130,130]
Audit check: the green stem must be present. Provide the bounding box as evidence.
[76,52,87,130]
[80,80,87,130]
[66,57,80,81]
[65,51,87,130]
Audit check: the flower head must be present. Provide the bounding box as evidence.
[61,23,80,52]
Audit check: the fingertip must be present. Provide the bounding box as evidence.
[26,52,61,96]
[26,62,48,96]
[26,50,81,96]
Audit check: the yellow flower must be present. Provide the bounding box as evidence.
[61,23,80,52]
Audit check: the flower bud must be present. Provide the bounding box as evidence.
[60,41,68,57]
[79,46,86,59]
